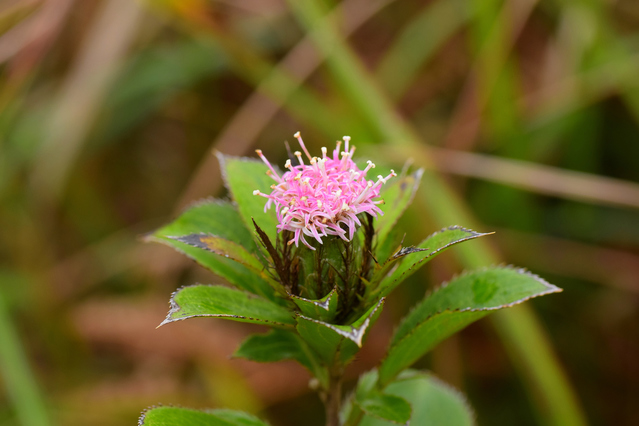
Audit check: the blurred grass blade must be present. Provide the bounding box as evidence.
[376,0,472,99]
[285,1,588,424]
[29,0,144,202]
[374,144,639,210]
[0,291,49,426]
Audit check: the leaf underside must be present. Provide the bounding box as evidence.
[234,329,313,370]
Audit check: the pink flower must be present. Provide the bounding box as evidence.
[253,132,395,250]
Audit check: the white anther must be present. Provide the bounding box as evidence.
[343,136,351,152]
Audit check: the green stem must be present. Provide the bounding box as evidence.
[285,1,587,425]
[323,366,343,426]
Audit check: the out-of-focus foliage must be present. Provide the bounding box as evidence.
[0,0,638,425]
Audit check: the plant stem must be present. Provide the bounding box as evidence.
[324,367,343,426]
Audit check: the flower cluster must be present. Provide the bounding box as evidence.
[253,132,395,249]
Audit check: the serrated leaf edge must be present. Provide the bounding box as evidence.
[381,266,562,383]
[290,286,338,311]
[158,284,294,328]
[138,403,178,426]
[296,298,385,347]
[391,265,562,343]
[380,226,493,293]
[168,233,263,267]
[138,404,271,426]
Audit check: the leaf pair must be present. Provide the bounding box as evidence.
[234,297,386,389]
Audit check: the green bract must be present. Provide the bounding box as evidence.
[141,153,562,426]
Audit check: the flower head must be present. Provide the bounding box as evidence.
[253,132,395,249]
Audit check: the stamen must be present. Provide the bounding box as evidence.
[294,151,304,166]
[333,141,341,160]
[362,160,376,176]
[294,131,313,161]
[255,149,282,182]
[343,136,351,153]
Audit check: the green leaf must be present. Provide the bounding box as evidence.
[171,234,264,271]
[159,285,295,328]
[218,153,279,245]
[378,267,562,385]
[357,371,474,426]
[139,406,269,426]
[170,233,284,297]
[374,169,423,258]
[234,329,327,387]
[154,199,256,250]
[148,200,275,301]
[357,393,411,425]
[290,287,339,322]
[296,298,385,365]
[373,226,492,298]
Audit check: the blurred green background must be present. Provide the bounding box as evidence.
[1,0,638,425]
